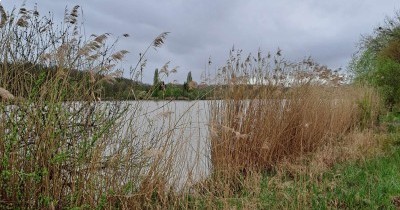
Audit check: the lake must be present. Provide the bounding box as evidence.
[118,100,212,187]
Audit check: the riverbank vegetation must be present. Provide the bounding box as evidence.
[0,5,184,209]
[1,4,400,209]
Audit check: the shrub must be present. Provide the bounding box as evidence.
[350,11,400,109]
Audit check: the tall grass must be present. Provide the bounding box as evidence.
[0,5,186,209]
[206,49,382,197]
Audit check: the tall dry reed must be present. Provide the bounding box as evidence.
[208,49,382,191]
[0,4,184,209]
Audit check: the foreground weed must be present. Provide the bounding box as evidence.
[0,4,182,209]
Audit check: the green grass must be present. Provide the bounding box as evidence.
[330,148,400,209]
[260,122,400,209]
[382,111,400,134]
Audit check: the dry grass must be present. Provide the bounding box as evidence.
[210,86,381,172]
[0,87,14,100]
[205,49,383,200]
[274,129,383,178]
[260,127,396,209]
[0,5,183,209]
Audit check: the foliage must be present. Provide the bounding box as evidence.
[186,71,193,84]
[374,56,400,107]
[153,68,160,86]
[350,11,400,108]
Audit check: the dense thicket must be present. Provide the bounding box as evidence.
[350,11,400,109]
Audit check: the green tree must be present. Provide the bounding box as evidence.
[184,71,193,91]
[373,40,400,107]
[350,12,400,109]
[153,68,160,87]
[152,68,160,98]
[186,71,192,84]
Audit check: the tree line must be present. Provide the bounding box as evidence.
[0,62,214,101]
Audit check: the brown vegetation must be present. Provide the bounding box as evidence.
[201,49,382,200]
[0,87,14,100]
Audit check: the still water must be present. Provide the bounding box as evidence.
[120,100,212,186]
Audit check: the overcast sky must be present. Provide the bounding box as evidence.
[2,0,400,83]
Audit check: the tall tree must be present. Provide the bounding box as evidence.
[184,71,193,91]
[153,68,160,87]
[186,71,192,84]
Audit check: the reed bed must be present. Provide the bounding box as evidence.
[210,86,380,171]
[204,49,382,198]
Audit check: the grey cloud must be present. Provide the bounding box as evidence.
[2,0,400,83]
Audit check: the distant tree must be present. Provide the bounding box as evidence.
[186,71,193,84]
[153,68,160,87]
[184,71,193,91]
[160,81,166,91]
[152,68,161,97]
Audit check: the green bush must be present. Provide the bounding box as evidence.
[350,11,400,109]
[373,56,400,107]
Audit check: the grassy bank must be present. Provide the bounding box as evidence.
[183,114,399,209]
[174,50,386,209]
[259,126,400,209]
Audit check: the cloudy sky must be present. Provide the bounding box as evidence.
[2,0,400,83]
